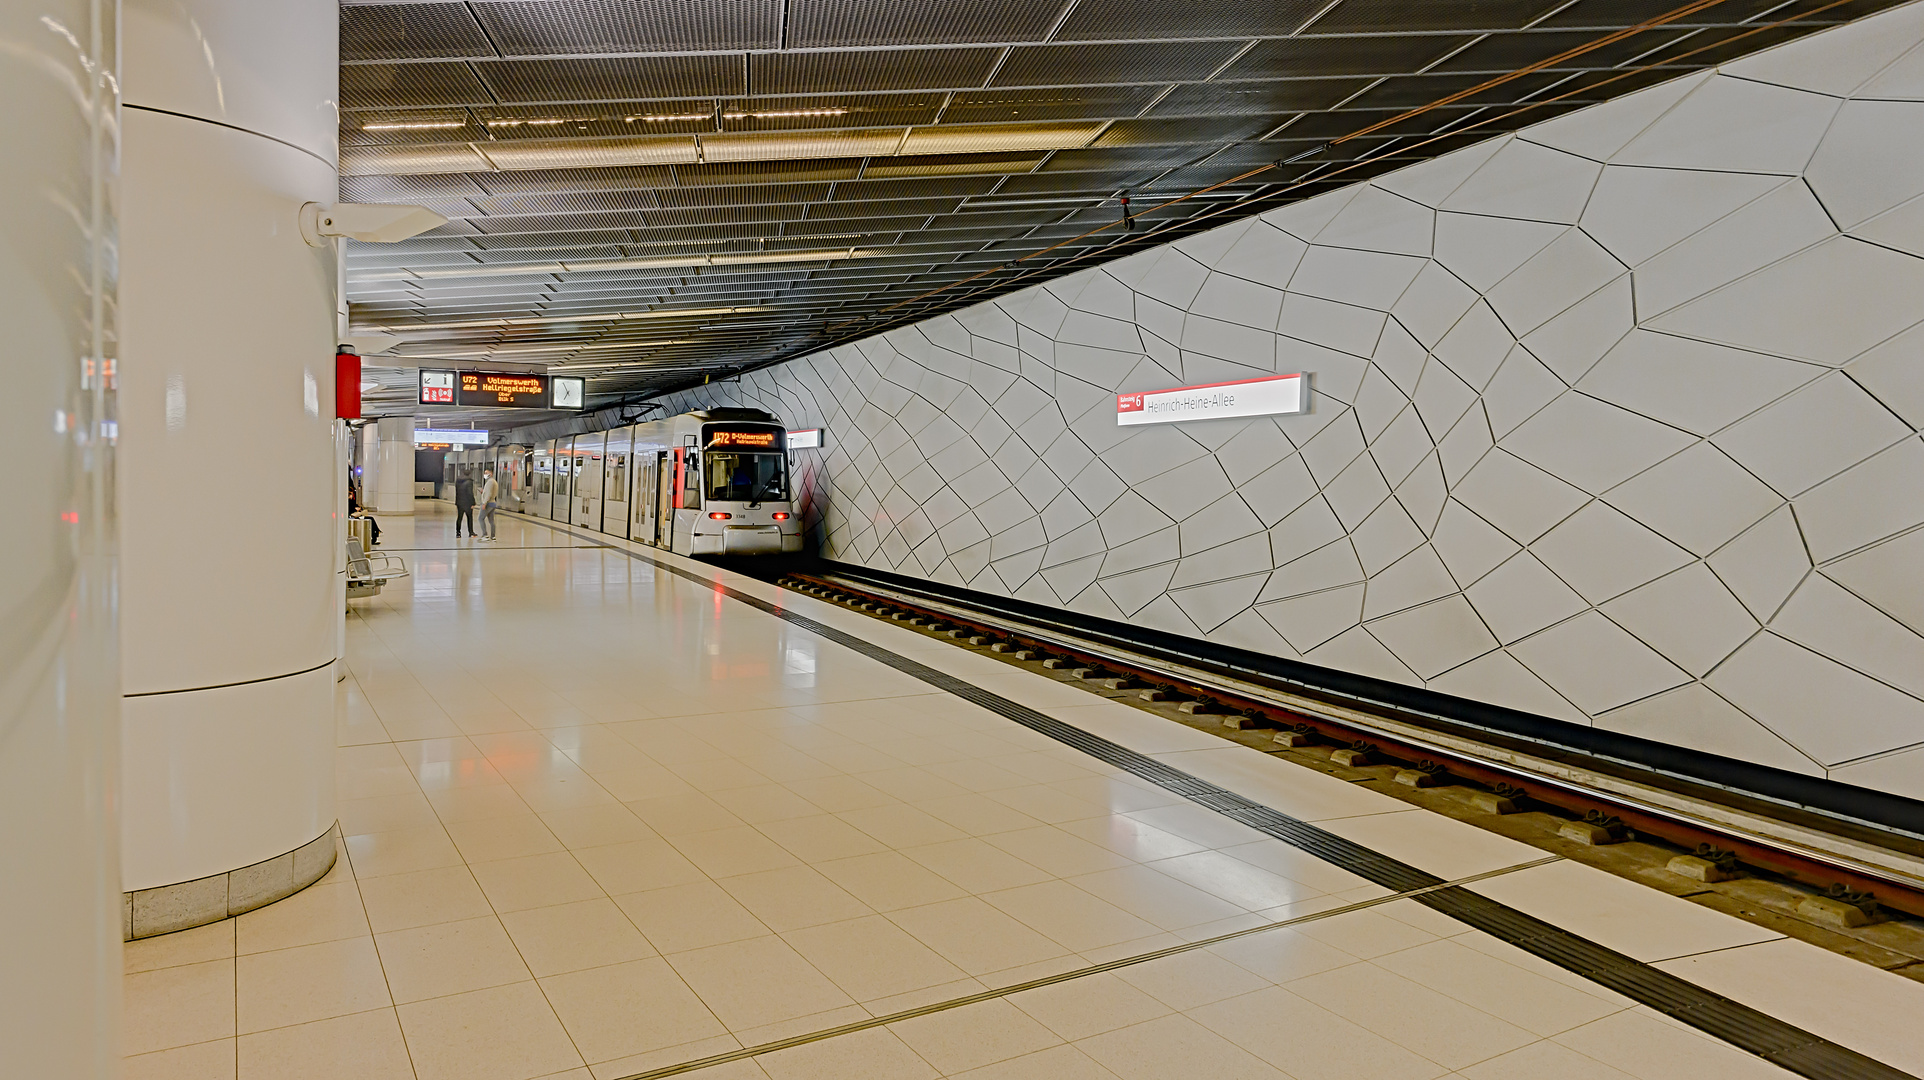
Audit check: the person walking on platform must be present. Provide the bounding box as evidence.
[454,470,476,539]
[478,471,500,542]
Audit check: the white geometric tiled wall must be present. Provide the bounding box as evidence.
[661,3,1924,800]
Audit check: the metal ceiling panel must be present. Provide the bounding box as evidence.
[470,0,782,54]
[992,41,1247,87]
[830,176,1001,200]
[469,189,659,216]
[861,152,1045,177]
[1092,117,1276,147]
[674,159,864,185]
[343,4,497,62]
[1221,35,1477,80]
[475,56,745,103]
[806,198,960,219]
[750,47,1001,94]
[1148,79,1371,117]
[471,211,652,233]
[341,142,492,176]
[474,165,678,194]
[942,86,1162,124]
[340,173,491,201]
[787,0,1068,48]
[1056,0,1327,39]
[342,62,496,109]
[646,205,797,227]
[653,184,832,208]
[1311,0,1568,34]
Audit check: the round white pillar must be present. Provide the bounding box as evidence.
[0,0,122,1072]
[118,0,343,929]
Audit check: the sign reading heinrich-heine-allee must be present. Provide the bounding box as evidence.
[1116,373,1307,426]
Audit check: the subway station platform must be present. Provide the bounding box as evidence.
[123,506,1924,1080]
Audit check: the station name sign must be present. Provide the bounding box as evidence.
[419,369,585,410]
[1117,373,1307,426]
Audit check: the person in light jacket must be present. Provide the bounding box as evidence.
[454,471,476,538]
[478,471,500,542]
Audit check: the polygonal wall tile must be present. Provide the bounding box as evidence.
[1390,263,1482,349]
[1580,166,1784,268]
[1508,611,1691,714]
[1519,275,1635,384]
[1520,70,1712,163]
[1362,545,1458,621]
[1500,392,1695,496]
[1463,551,1588,645]
[1576,331,1824,437]
[1429,649,1587,724]
[1629,178,1837,320]
[1711,371,1912,498]
[1315,184,1436,257]
[1707,506,1811,622]
[1595,684,1822,777]
[1288,245,1427,312]
[1601,563,1759,678]
[1308,625,1422,687]
[1828,745,1924,801]
[1822,526,1924,636]
[1613,74,1841,175]
[1601,443,1783,558]
[1433,213,1567,292]
[1374,136,1510,208]
[1724,2,1924,97]
[1844,320,1924,427]
[1442,138,1603,225]
[1259,584,1365,654]
[1707,633,1924,766]
[1452,449,1589,545]
[1485,233,1624,338]
[1789,438,1924,563]
[1364,595,1499,680]
[1771,573,1924,700]
[1805,99,1924,228]
[1662,235,1924,364]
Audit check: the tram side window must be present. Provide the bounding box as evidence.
[705,451,788,503]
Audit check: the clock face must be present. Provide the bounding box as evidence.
[551,377,585,409]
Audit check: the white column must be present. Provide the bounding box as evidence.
[373,415,419,513]
[0,0,122,1073]
[117,0,342,909]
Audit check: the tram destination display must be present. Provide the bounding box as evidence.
[418,370,586,409]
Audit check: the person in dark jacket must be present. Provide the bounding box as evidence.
[454,471,476,538]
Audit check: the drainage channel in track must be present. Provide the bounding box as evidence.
[514,516,1918,1080]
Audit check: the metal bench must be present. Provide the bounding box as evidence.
[345,540,408,599]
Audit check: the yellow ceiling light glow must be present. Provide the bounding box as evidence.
[625,113,710,123]
[722,108,849,120]
[349,249,882,282]
[486,118,568,127]
[362,120,466,131]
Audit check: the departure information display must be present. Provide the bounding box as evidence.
[460,372,547,407]
[706,426,784,450]
[418,369,587,409]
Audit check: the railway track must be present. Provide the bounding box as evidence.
[753,559,1924,948]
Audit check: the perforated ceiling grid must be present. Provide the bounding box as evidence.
[342,0,1904,417]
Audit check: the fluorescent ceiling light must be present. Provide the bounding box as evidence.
[351,306,771,332]
[405,340,692,356]
[625,113,710,122]
[350,248,880,282]
[722,108,847,120]
[340,121,1102,177]
[363,120,466,131]
[486,118,567,127]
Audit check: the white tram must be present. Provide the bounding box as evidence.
[454,408,802,556]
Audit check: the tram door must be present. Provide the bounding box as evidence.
[654,451,672,545]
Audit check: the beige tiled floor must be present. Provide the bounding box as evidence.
[122,507,1901,1079]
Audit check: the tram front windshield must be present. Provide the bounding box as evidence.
[705,451,788,502]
